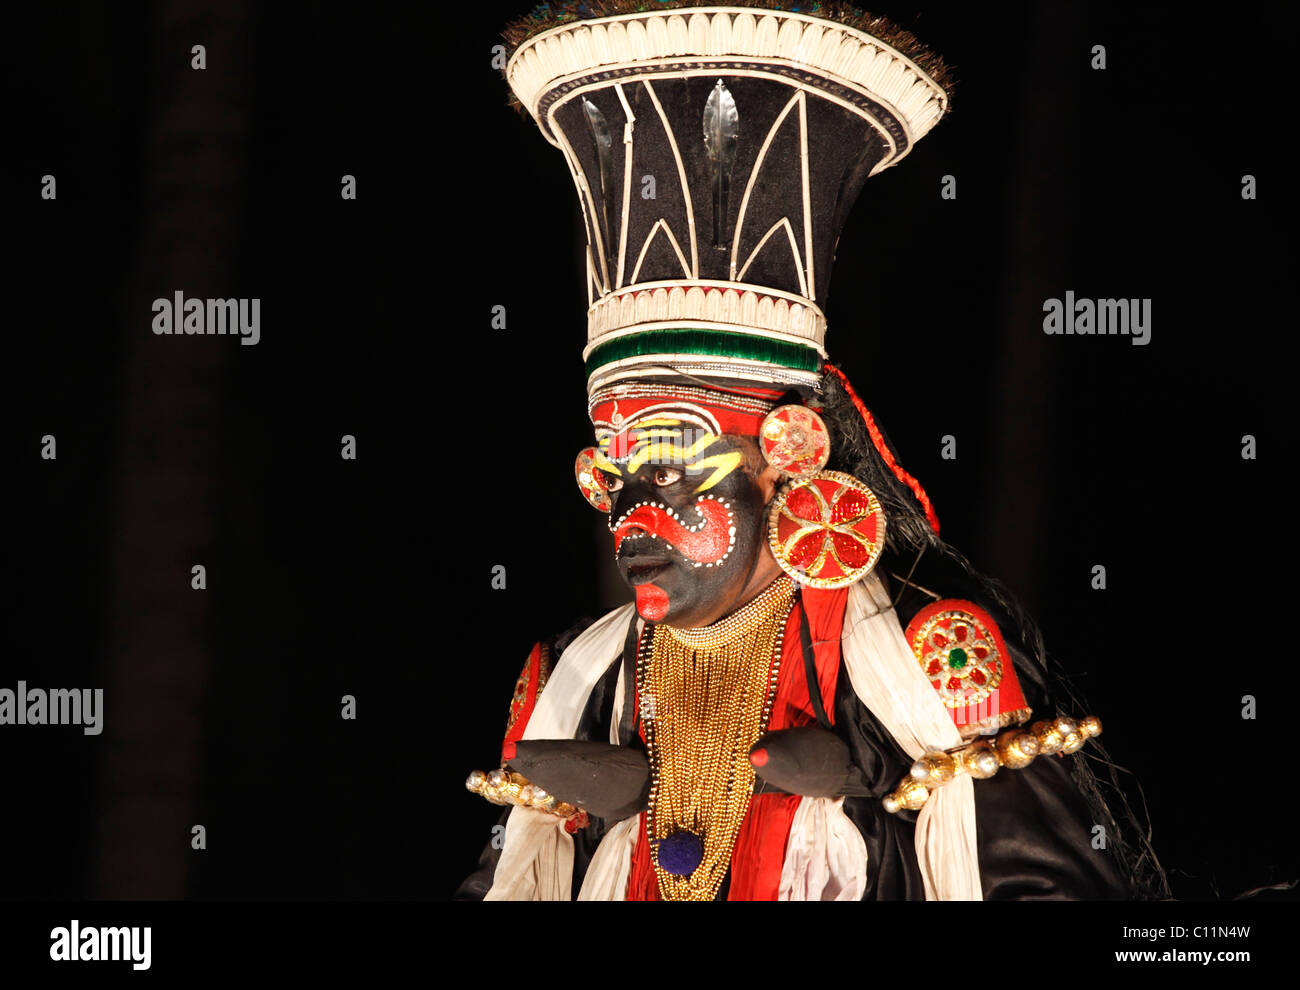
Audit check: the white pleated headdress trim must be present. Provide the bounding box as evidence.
[507,8,949,147]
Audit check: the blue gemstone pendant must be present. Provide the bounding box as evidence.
[657,830,705,876]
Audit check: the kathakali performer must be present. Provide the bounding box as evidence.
[458,0,1162,901]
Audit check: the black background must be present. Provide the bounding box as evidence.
[2,0,1290,904]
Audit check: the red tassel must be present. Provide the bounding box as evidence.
[824,363,940,535]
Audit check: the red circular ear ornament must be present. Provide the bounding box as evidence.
[574,447,611,512]
[759,405,830,478]
[767,470,885,588]
[903,601,1008,710]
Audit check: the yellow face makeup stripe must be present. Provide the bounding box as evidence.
[690,450,744,493]
[628,418,687,429]
[626,430,719,474]
[592,448,622,476]
[596,420,687,470]
[594,417,742,491]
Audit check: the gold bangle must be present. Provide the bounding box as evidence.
[464,767,589,830]
[882,715,1102,814]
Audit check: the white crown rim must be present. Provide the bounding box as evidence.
[506,6,948,142]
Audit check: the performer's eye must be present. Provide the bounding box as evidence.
[652,467,682,486]
[597,469,623,492]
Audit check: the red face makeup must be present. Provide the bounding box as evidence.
[611,496,735,566]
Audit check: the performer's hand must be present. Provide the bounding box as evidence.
[749,726,870,799]
[506,740,650,822]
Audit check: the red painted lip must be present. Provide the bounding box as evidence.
[636,583,669,621]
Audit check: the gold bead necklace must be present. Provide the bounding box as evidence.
[638,576,795,901]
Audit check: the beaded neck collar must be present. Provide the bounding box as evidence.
[663,576,795,648]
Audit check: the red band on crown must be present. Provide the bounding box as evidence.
[589,384,785,438]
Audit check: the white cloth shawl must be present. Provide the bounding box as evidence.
[484,604,635,901]
[485,573,982,901]
[839,572,983,900]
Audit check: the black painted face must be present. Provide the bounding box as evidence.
[599,432,770,628]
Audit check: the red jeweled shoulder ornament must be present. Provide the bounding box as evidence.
[767,470,885,588]
[574,446,612,512]
[759,405,830,479]
[905,600,1009,710]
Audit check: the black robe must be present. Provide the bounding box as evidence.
[456,553,1133,900]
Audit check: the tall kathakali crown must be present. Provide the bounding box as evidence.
[504,1,952,395]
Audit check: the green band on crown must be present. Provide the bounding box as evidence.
[585,328,823,379]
